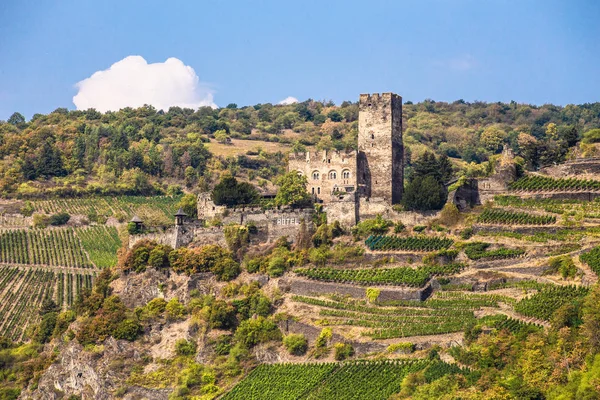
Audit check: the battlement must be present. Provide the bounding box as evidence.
[359,93,402,110]
[288,149,357,164]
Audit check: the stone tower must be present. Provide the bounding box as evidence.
[357,93,403,204]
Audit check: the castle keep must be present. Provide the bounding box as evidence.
[289,92,404,225]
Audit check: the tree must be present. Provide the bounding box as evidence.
[211,176,259,207]
[177,193,198,219]
[274,171,312,208]
[402,175,447,211]
[480,125,506,152]
[214,129,230,144]
[7,112,25,126]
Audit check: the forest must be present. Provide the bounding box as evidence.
[2,99,600,198]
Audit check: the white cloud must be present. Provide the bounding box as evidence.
[278,96,298,105]
[433,54,478,71]
[73,55,216,112]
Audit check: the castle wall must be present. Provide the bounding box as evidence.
[357,93,403,204]
[288,150,357,204]
[325,196,357,227]
[129,229,177,248]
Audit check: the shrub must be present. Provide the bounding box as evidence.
[49,212,71,226]
[413,225,426,233]
[148,247,169,269]
[460,227,474,239]
[165,298,186,321]
[333,343,354,361]
[366,288,380,303]
[283,334,308,356]
[33,214,50,228]
[144,298,167,319]
[438,204,461,226]
[175,339,198,356]
[212,257,241,281]
[315,328,332,348]
[351,215,393,238]
[267,256,287,277]
[113,319,141,341]
[127,221,141,235]
[234,317,282,348]
[209,300,236,329]
[394,222,406,233]
[20,201,34,216]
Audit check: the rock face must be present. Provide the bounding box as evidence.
[23,338,171,400]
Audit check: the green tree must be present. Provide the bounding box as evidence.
[177,193,198,219]
[274,171,311,208]
[402,175,447,211]
[212,176,259,207]
[7,112,25,126]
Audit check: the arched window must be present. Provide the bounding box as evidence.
[312,171,320,180]
[329,170,337,180]
[312,187,315,194]
[342,170,350,179]
[371,133,375,139]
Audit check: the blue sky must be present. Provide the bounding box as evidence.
[1,0,599,120]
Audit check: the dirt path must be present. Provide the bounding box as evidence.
[0,262,97,275]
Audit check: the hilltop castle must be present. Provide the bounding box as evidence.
[130,93,405,249]
[288,92,404,225]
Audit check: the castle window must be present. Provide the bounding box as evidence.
[368,103,372,107]
[371,134,374,139]
[312,171,320,180]
[312,187,315,194]
[328,159,331,163]
[342,170,350,179]
[317,187,321,195]
[329,171,337,180]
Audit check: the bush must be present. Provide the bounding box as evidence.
[333,342,354,361]
[143,298,167,319]
[127,221,141,234]
[460,227,474,239]
[315,328,332,348]
[283,334,308,356]
[267,256,287,277]
[234,317,282,348]
[148,247,169,269]
[208,300,236,329]
[165,298,186,321]
[213,257,241,281]
[175,339,198,356]
[351,215,393,238]
[33,214,50,228]
[113,319,141,341]
[49,212,71,226]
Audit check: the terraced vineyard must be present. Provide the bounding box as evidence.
[292,294,492,339]
[294,264,464,287]
[515,285,589,321]
[223,360,465,400]
[0,226,121,269]
[579,245,600,275]
[509,175,600,192]
[477,208,556,225]
[463,242,525,261]
[77,226,122,268]
[365,235,453,251]
[0,266,94,340]
[31,195,182,221]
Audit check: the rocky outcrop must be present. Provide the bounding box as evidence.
[23,338,171,400]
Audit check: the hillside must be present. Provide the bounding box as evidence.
[1,101,600,399]
[2,100,600,199]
